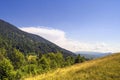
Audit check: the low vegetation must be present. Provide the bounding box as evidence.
[25,53,120,80]
[0,48,86,80]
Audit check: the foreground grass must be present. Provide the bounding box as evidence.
[24,53,120,80]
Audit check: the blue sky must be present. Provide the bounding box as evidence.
[0,0,120,52]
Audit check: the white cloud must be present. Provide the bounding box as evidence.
[20,27,120,53]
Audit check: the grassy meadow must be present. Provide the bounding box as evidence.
[24,53,120,80]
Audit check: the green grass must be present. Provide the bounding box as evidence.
[24,53,120,80]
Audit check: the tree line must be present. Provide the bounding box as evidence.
[0,48,86,80]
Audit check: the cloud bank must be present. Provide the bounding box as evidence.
[20,27,119,53]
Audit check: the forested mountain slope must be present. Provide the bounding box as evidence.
[0,19,75,57]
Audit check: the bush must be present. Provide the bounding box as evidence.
[75,54,86,63]
[8,48,25,69]
[20,64,38,76]
[38,55,50,71]
[0,58,16,80]
[65,56,75,66]
[15,70,22,80]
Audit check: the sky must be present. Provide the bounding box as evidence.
[0,0,120,53]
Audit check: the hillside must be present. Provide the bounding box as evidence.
[0,19,75,57]
[25,53,120,80]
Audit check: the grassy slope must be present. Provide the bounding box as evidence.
[24,53,120,80]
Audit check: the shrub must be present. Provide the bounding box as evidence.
[0,58,16,80]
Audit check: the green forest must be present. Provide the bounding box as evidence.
[0,48,86,80]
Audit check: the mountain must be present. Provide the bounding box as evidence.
[25,53,120,80]
[76,51,111,59]
[0,19,75,57]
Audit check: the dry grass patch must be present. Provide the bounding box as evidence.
[24,53,120,80]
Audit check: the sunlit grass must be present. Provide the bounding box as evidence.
[24,53,120,80]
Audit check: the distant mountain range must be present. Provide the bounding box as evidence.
[0,19,75,57]
[76,51,112,59]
